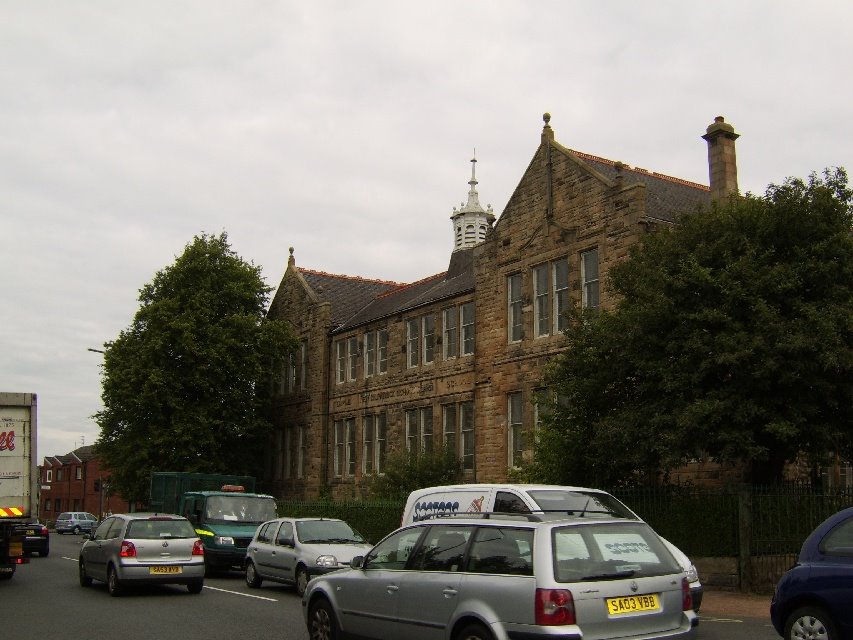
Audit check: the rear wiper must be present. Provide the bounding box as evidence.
[581,570,636,580]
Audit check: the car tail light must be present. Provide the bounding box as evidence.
[192,540,205,556]
[119,540,137,558]
[39,525,49,535]
[682,577,692,611]
[535,588,575,625]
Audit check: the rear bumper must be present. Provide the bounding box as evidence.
[117,562,205,583]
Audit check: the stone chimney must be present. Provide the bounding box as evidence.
[702,116,739,202]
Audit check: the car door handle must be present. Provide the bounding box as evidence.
[442,588,458,598]
[386,584,399,594]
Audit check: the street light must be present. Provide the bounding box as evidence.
[87,348,106,354]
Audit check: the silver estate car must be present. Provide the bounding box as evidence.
[246,517,372,596]
[55,511,99,535]
[304,515,698,640]
[78,513,205,596]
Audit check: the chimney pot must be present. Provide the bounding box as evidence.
[702,115,740,202]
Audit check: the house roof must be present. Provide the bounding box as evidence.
[567,148,711,222]
[299,269,401,328]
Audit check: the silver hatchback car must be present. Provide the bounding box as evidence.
[304,515,698,640]
[78,513,205,596]
[246,517,372,596]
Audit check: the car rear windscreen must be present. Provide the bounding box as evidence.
[127,519,197,539]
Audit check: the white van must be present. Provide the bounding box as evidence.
[402,484,703,612]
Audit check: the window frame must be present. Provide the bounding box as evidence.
[407,319,420,368]
[507,273,523,343]
[581,248,600,309]
[461,302,475,356]
[443,307,458,360]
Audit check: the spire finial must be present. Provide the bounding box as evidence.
[469,148,477,188]
[541,112,554,142]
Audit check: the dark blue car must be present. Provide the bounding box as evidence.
[770,506,853,640]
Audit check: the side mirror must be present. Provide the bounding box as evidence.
[350,555,364,569]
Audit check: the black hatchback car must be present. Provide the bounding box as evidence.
[770,506,853,640]
[14,520,49,557]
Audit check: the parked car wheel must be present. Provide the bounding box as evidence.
[308,598,338,640]
[187,580,204,594]
[784,606,836,640]
[73,525,81,535]
[245,561,262,588]
[296,565,310,596]
[78,558,92,587]
[107,564,123,597]
[455,622,494,640]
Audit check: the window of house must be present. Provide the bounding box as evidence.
[460,401,474,471]
[286,352,296,392]
[508,392,524,468]
[461,302,475,355]
[75,466,82,480]
[378,328,388,374]
[533,263,550,337]
[333,420,345,477]
[508,273,523,342]
[581,248,600,309]
[362,413,387,475]
[274,430,283,481]
[363,415,375,475]
[407,319,420,368]
[299,342,307,390]
[443,404,457,455]
[422,315,435,364]
[443,307,458,359]
[365,331,376,377]
[336,341,346,384]
[345,418,356,477]
[553,258,569,332]
[57,469,63,482]
[297,425,306,479]
[348,336,359,381]
[46,469,52,483]
[284,427,293,480]
[405,407,433,454]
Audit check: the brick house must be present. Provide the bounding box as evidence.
[264,114,740,499]
[39,445,133,521]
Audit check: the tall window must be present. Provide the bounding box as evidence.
[422,315,435,364]
[299,342,307,390]
[407,319,420,367]
[405,407,433,454]
[336,341,346,384]
[345,418,356,477]
[581,249,600,309]
[508,392,524,468]
[297,425,306,479]
[378,328,388,374]
[533,263,550,337]
[376,413,386,473]
[364,331,376,378]
[443,307,458,359]
[363,415,375,475]
[443,404,457,455]
[553,258,569,333]
[442,401,474,471]
[348,336,359,381]
[287,352,296,392]
[333,420,345,477]
[508,273,523,342]
[461,302,475,355]
[460,401,474,471]
[283,427,293,479]
[273,431,283,480]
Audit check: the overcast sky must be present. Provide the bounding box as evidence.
[2,2,850,461]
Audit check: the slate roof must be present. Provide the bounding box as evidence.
[568,148,711,223]
[299,269,402,328]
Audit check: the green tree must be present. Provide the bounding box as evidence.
[94,232,298,502]
[367,446,461,499]
[528,169,853,487]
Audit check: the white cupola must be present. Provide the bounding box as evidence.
[450,152,495,251]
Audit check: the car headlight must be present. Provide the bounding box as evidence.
[214,536,235,546]
[316,555,339,568]
[686,564,699,584]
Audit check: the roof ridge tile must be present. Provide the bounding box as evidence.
[297,267,404,287]
[569,148,710,192]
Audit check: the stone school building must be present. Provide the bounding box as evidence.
[264,114,740,499]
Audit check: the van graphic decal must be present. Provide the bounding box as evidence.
[413,496,485,522]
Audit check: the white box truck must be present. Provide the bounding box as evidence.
[0,392,37,579]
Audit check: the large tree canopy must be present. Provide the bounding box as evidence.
[94,233,297,502]
[528,169,853,487]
